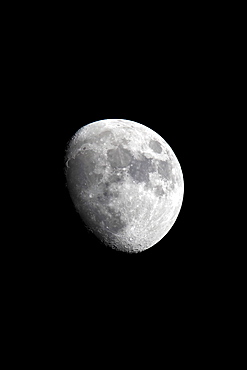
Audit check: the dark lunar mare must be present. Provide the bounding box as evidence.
[89,169,127,234]
[66,141,176,241]
[96,182,119,205]
[107,145,133,168]
[96,168,125,205]
[154,185,165,197]
[66,147,128,236]
[66,150,103,205]
[80,199,127,235]
[97,130,115,142]
[128,155,155,185]
[107,145,157,187]
[149,140,162,154]
[157,159,175,188]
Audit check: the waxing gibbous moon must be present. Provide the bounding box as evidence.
[65,119,184,253]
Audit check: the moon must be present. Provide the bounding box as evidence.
[65,119,184,253]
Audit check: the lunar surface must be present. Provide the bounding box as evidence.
[65,119,184,253]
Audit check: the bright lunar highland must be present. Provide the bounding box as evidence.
[65,119,184,253]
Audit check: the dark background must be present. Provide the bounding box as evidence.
[25,28,207,294]
[42,93,195,322]
[8,6,221,303]
[49,76,195,290]
[5,6,235,361]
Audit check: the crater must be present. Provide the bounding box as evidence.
[149,140,162,154]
